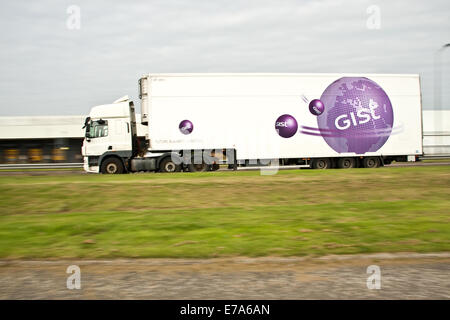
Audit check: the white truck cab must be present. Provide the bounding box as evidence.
[82,96,137,173]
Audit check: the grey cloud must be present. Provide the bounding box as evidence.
[0,0,449,116]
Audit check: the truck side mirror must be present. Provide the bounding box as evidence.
[82,116,91,129]
[85,124,91,138]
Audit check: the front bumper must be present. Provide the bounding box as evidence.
[83,157,100,173]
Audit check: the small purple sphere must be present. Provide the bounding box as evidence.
[179,120,193,135]
[309,99,325,116]
[275,114,298,138]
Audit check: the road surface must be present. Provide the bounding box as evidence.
[1,253,449,299]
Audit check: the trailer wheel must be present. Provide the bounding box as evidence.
[159,157,181,173]
[311,158,331,169]
[211,164,220,171]
[188,163,209,172]
[338,157,356,169]
[101,157,124,174]
[363,157,380,168]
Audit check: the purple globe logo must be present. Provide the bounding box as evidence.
[317,77,393,154]
[179,120,193,135]
[275,114,298,138]
[309,99,325,116]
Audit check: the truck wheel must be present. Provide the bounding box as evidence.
[188,163,209,172]
[363,157,380,168]
[159,157,181,173]
[338,157,356,169]
[101,157,124,174]
[312,158,331,169]
[211,164,220,171]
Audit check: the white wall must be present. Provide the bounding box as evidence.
[422,110,450,156]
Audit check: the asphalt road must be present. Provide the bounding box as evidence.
[1,253,449,299]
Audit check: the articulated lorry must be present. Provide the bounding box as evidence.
[82,73,423,173]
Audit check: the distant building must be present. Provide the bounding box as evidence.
[0,116,86,163]
[0,111,448,164]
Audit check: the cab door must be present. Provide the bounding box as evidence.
[83,120,110,156]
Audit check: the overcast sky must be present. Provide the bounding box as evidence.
[0,0,449,116]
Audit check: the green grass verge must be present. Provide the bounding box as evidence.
[0,166,449,259]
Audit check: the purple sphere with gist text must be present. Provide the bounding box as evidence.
[275,114,298,138]
[317,77,393,154]
[309,99,325,116]
[179,120,193,135]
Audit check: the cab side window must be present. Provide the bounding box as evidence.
[89,120,108,138]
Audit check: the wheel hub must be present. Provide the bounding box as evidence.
[106,163,117,173]
[165,162,175,172]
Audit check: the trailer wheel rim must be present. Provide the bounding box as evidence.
[366,158,377,168]
[342,158,353,168]
[106,163,118,173]
[317,160,326,169]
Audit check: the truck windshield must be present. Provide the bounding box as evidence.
[86,120,108,138]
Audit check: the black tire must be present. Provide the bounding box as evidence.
[311,158,331,169]
[337,157,356,169]
[100,157,124,174]
[363,157,380,168]
[188,162,209,172]
[159,157,181,173]
[211,163,220,171]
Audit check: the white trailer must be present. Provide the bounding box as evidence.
[82,73,423,173]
